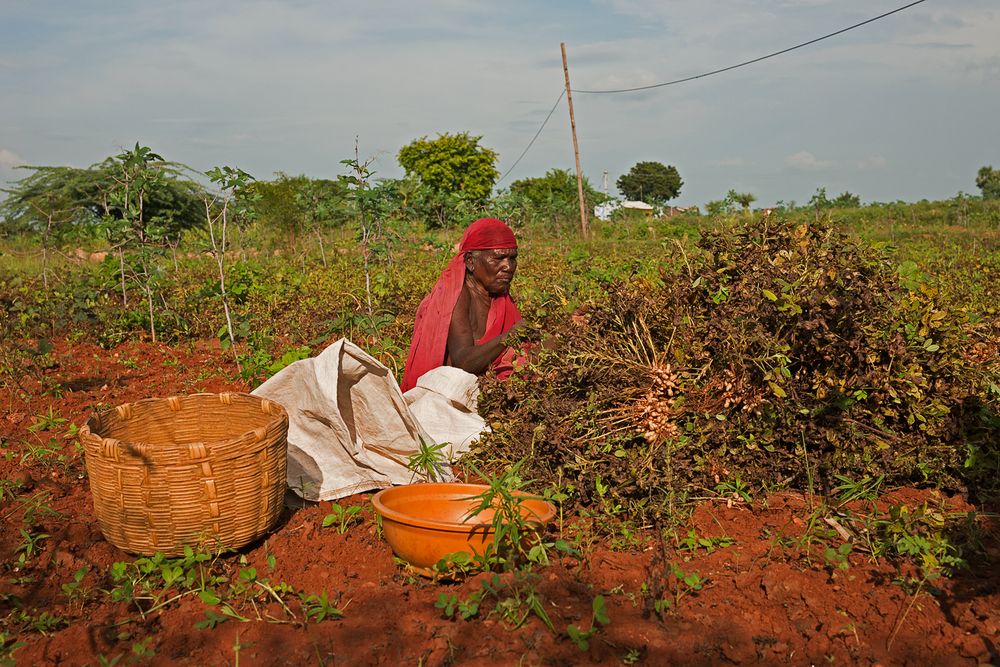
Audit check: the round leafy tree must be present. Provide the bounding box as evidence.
[616,161,683,205]
[397,132,499,203]
[509,168,603,209]
[976,165,1000,199]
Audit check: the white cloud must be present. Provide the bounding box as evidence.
[857,155,887,170]
[785,150,832,170]
[0,148,24,168]
[709,157,748,167]
[0,149,26,192]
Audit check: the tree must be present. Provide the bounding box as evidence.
[705,198,732,216]
[397,132,499,202]
[976,166,1000,199]
[246,173,350,240]
[616,161,682,205]
[0,158,204,239]
[502,168,604,230]
[809,187,861,209]
[397,132,499,227]
[832,191,861,208]
[102,144,177,342]
[510,168,603,209]
[204,166,256,366]
[727,189,756,214]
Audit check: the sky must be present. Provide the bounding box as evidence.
[1,0,998,208]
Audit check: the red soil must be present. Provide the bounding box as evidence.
[1,340,998,665]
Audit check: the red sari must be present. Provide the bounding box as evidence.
[400,218,522,392]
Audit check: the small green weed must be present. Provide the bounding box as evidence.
[194,606,246,630]
[429,551,486,581]
[0,479,21,502]
[482,572,554,631]
[105,546,227,616]
[435,591,483,621]
[299,591,344,622]
[833,473,884,507]
[0,630,25,667]
[621,648,643,664]
[566,595,611,651]
[877,502,967,576]
[26,407,67,433]
[823,543,853,572]
[268,345,311,375]
[677,529,734,553]
[61,565,91,606]
[406,438,450,483]
[15,528,49,566]
[10,609,66,636]
[714,477,752,503]
[17,438,62,466]
[321,503,364,534]
[644,562,705,617]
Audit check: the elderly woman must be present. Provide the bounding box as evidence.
[400,218,523,392]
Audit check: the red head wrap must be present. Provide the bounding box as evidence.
[400,218,522,392]
[459,217,517,252]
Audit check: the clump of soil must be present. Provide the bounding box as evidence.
[476,216,1000,526]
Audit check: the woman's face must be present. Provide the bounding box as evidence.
[467,248,518,296]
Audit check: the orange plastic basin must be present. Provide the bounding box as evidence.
[372,482,556,573]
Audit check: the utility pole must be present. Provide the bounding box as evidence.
[561,42,589,238]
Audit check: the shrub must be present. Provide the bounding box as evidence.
[475,215,999,527]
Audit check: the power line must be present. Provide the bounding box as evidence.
[496,0,924,183]
[496,90,565,185]
[573,0,927,94]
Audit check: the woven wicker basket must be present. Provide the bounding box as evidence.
[80,392,288,556]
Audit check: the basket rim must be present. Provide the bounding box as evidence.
[80,391,288,454]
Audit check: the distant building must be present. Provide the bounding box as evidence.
[594,199,655,220]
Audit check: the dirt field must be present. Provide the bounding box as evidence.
[2,339,998,665]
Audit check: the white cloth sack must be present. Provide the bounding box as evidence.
[404,365,487,460]
[251,339,485,501]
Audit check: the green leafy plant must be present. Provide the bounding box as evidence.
[876,502,967,576]
[622,648,643,665]
[61,565,91,606]
[0,479,20,503]
[464,459,549,570]
[26,406,67,432]
[833,473,885,507]
[321,503,364,534]
[714,477,752,503]
[406,438,450,483]
[644,561,706,617]
[104,546,227,617]
[677,529,734,554]
[429,551,486,581]
[0,630,26,667]
[15,528,49,566]
[566,595,611,651]
[481,572,554,631]
[823,543,853,572]
[204,165,257,368]
[299,591,344,622]
[268,345,311,375]
[434,591,483,621]
[194,608,241,630]
[102,144,175,342]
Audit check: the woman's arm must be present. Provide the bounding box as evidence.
[446,288,517,375]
